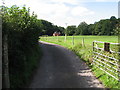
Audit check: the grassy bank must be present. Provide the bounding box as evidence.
[40,35,119,89]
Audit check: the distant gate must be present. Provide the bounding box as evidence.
[92,41,120,81]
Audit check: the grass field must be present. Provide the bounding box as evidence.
[40,35,118,47]
[40,35,120,89]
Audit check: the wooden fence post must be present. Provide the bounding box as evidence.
[64,34,67,42]
[46,35,48,40]
[104,42,110,52]
[82,38,85,47]
[46,36,47,40]
[72,35,74,45]
[57,35,58,41]
[93,42,94,51]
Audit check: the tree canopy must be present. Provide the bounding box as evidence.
[66,16,120,36]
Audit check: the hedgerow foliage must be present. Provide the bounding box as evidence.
[2,5,42,88]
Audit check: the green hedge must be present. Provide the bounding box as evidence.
[2,5,42,88]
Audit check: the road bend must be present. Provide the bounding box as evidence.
[29,41,104,88]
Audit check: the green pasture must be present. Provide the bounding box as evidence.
[40,35,120,89]
[40,35,118,48]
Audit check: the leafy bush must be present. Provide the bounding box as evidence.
[2,5,42,88]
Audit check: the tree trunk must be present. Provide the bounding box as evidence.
[2,34,10,88]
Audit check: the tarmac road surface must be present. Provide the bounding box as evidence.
[29,41,105,88]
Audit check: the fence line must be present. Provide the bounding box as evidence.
[94,41,120,45]
[92,41,120,81]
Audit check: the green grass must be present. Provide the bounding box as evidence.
[40,35,120,89]
[41,35,118,45]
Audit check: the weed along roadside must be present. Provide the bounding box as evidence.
[40,35,120,89]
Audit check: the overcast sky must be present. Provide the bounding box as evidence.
[1,0,119,27]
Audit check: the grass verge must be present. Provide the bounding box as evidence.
[40,35,120,89]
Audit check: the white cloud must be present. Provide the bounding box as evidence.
[3,0,117,27]
[95,0,119,2]
[4,0,28,7]
[0,0,3,6]
[27,1,95,27]
[1,0,96,27]
[71,6,95,16]
[50,0,79,5]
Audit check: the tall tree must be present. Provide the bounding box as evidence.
[58,26,65,36]
[110,16,117,35]
[88,24,95,35]
[40,20,55,36]
[76,22,88,35]
[66,25,76,36]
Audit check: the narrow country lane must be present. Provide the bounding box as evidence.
[29,41,105,88]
